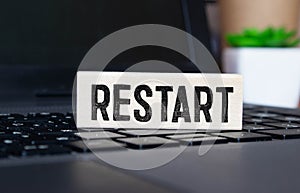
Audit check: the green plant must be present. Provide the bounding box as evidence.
[226,27,300,47]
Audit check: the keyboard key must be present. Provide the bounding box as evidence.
[117,137,179,149]
[67,140,125,152]
[28,112,63,118]
[78,128,116,132]
[248,112,279,118]
[263,123,300,129]
[75,131,125,140]
[4,144,24,156]
[178,136,228,145]
[243,124,275,131]
[269,116,300,123]
[33,131,75,136]
[166,133,228,145]
[243,118,277,124]
[0,151,7,158]
[256,129,300,139]
[166,133,210,140]
[4,121,35,129]
[0,145,8,158]
[21,145,72,156]
[214,132,272,142]
[118,129,198,137]
[0,133,16,140]
[0,114,24,120]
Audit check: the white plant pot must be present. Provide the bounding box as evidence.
[223,48,300,108]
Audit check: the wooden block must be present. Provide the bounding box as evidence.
[76,71,243,130]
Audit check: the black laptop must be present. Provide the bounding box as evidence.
[0,1,300,193]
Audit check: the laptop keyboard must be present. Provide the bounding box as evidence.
[0,105,299,158]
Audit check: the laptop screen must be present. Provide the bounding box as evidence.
[0,0,194,66]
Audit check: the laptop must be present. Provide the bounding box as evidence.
[1,0,300,193]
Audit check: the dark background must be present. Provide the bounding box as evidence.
[0,0,188,66]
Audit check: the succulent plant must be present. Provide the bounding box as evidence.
[226,27,300,47]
